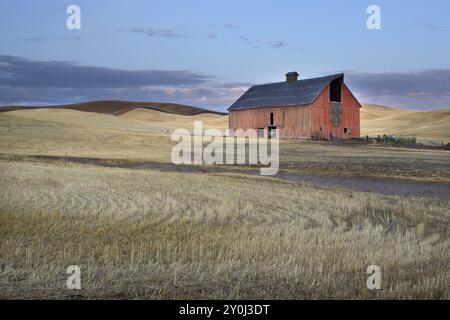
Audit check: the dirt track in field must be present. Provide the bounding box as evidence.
[275,173,450,200]
[3,154,449,201]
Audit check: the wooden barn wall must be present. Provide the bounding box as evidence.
[229,105,311,139]
[229,82,360,140]
[310,83,360,139]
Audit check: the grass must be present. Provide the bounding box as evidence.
[1,160,449,299]
[1,109,449,183]
[360,104,450,144]
[0,107,449,299]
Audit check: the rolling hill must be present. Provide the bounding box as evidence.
[0,100,228,116]
[1,100,449,143]
[119,108,228,130]
[361,104,450,143]
[1,98,230,137]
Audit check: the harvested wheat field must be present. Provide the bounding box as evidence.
[361,104,450,144]
[119,108,228,131]
[0,105,449,299]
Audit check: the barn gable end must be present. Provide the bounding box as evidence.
[228,72,361,140]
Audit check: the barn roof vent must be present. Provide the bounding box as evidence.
[285,71,299,82]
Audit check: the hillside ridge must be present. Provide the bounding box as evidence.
[0,100,228,116]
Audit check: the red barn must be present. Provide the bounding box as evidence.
[228,72,361,140]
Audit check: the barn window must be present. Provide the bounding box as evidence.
[330,79,341,102]
[344,127,352,134]
[344,128,348,134]
[270,112,274,126]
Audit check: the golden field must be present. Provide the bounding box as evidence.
[361,104,450,143]
[0,104,449,299]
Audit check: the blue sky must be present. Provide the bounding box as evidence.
[1,0,450,110]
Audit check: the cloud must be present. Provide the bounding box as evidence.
[237,36,289,49]
[0,55,244,110]
[19,37,44,42]
[266,40,288,49]
[239,35,254,45]
[219,82,253,91]
[410,23,449,31]
[18,36,82,42]
[129,24,289,50]
[0,55,209,89]
[129,27,187,39]
[3,55,448,110]
[203,24,288,49]
[346,70,450,109]
[0,83,245,110]
[223,24,239,30]
[205,32,218,39]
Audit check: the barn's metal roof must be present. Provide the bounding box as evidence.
[228,73,344,111]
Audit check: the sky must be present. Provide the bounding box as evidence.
[1,0,450,111]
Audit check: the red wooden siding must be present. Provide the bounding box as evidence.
[229,105,311,139]
[310,83,360,139]
[229,82,360,140]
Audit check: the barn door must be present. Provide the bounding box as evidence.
[329,102,342,127]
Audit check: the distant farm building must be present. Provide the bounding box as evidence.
[228,72,361,139]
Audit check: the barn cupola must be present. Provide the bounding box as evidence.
[285,71,299,82]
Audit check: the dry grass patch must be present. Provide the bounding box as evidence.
[1,160,449,299]
[361,104,450,144]
[1,109,449,183]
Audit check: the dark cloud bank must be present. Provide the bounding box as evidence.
[0,55,242,110]
[0,55,208,88]
[346,70,450,109]
[1,55,449,110]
